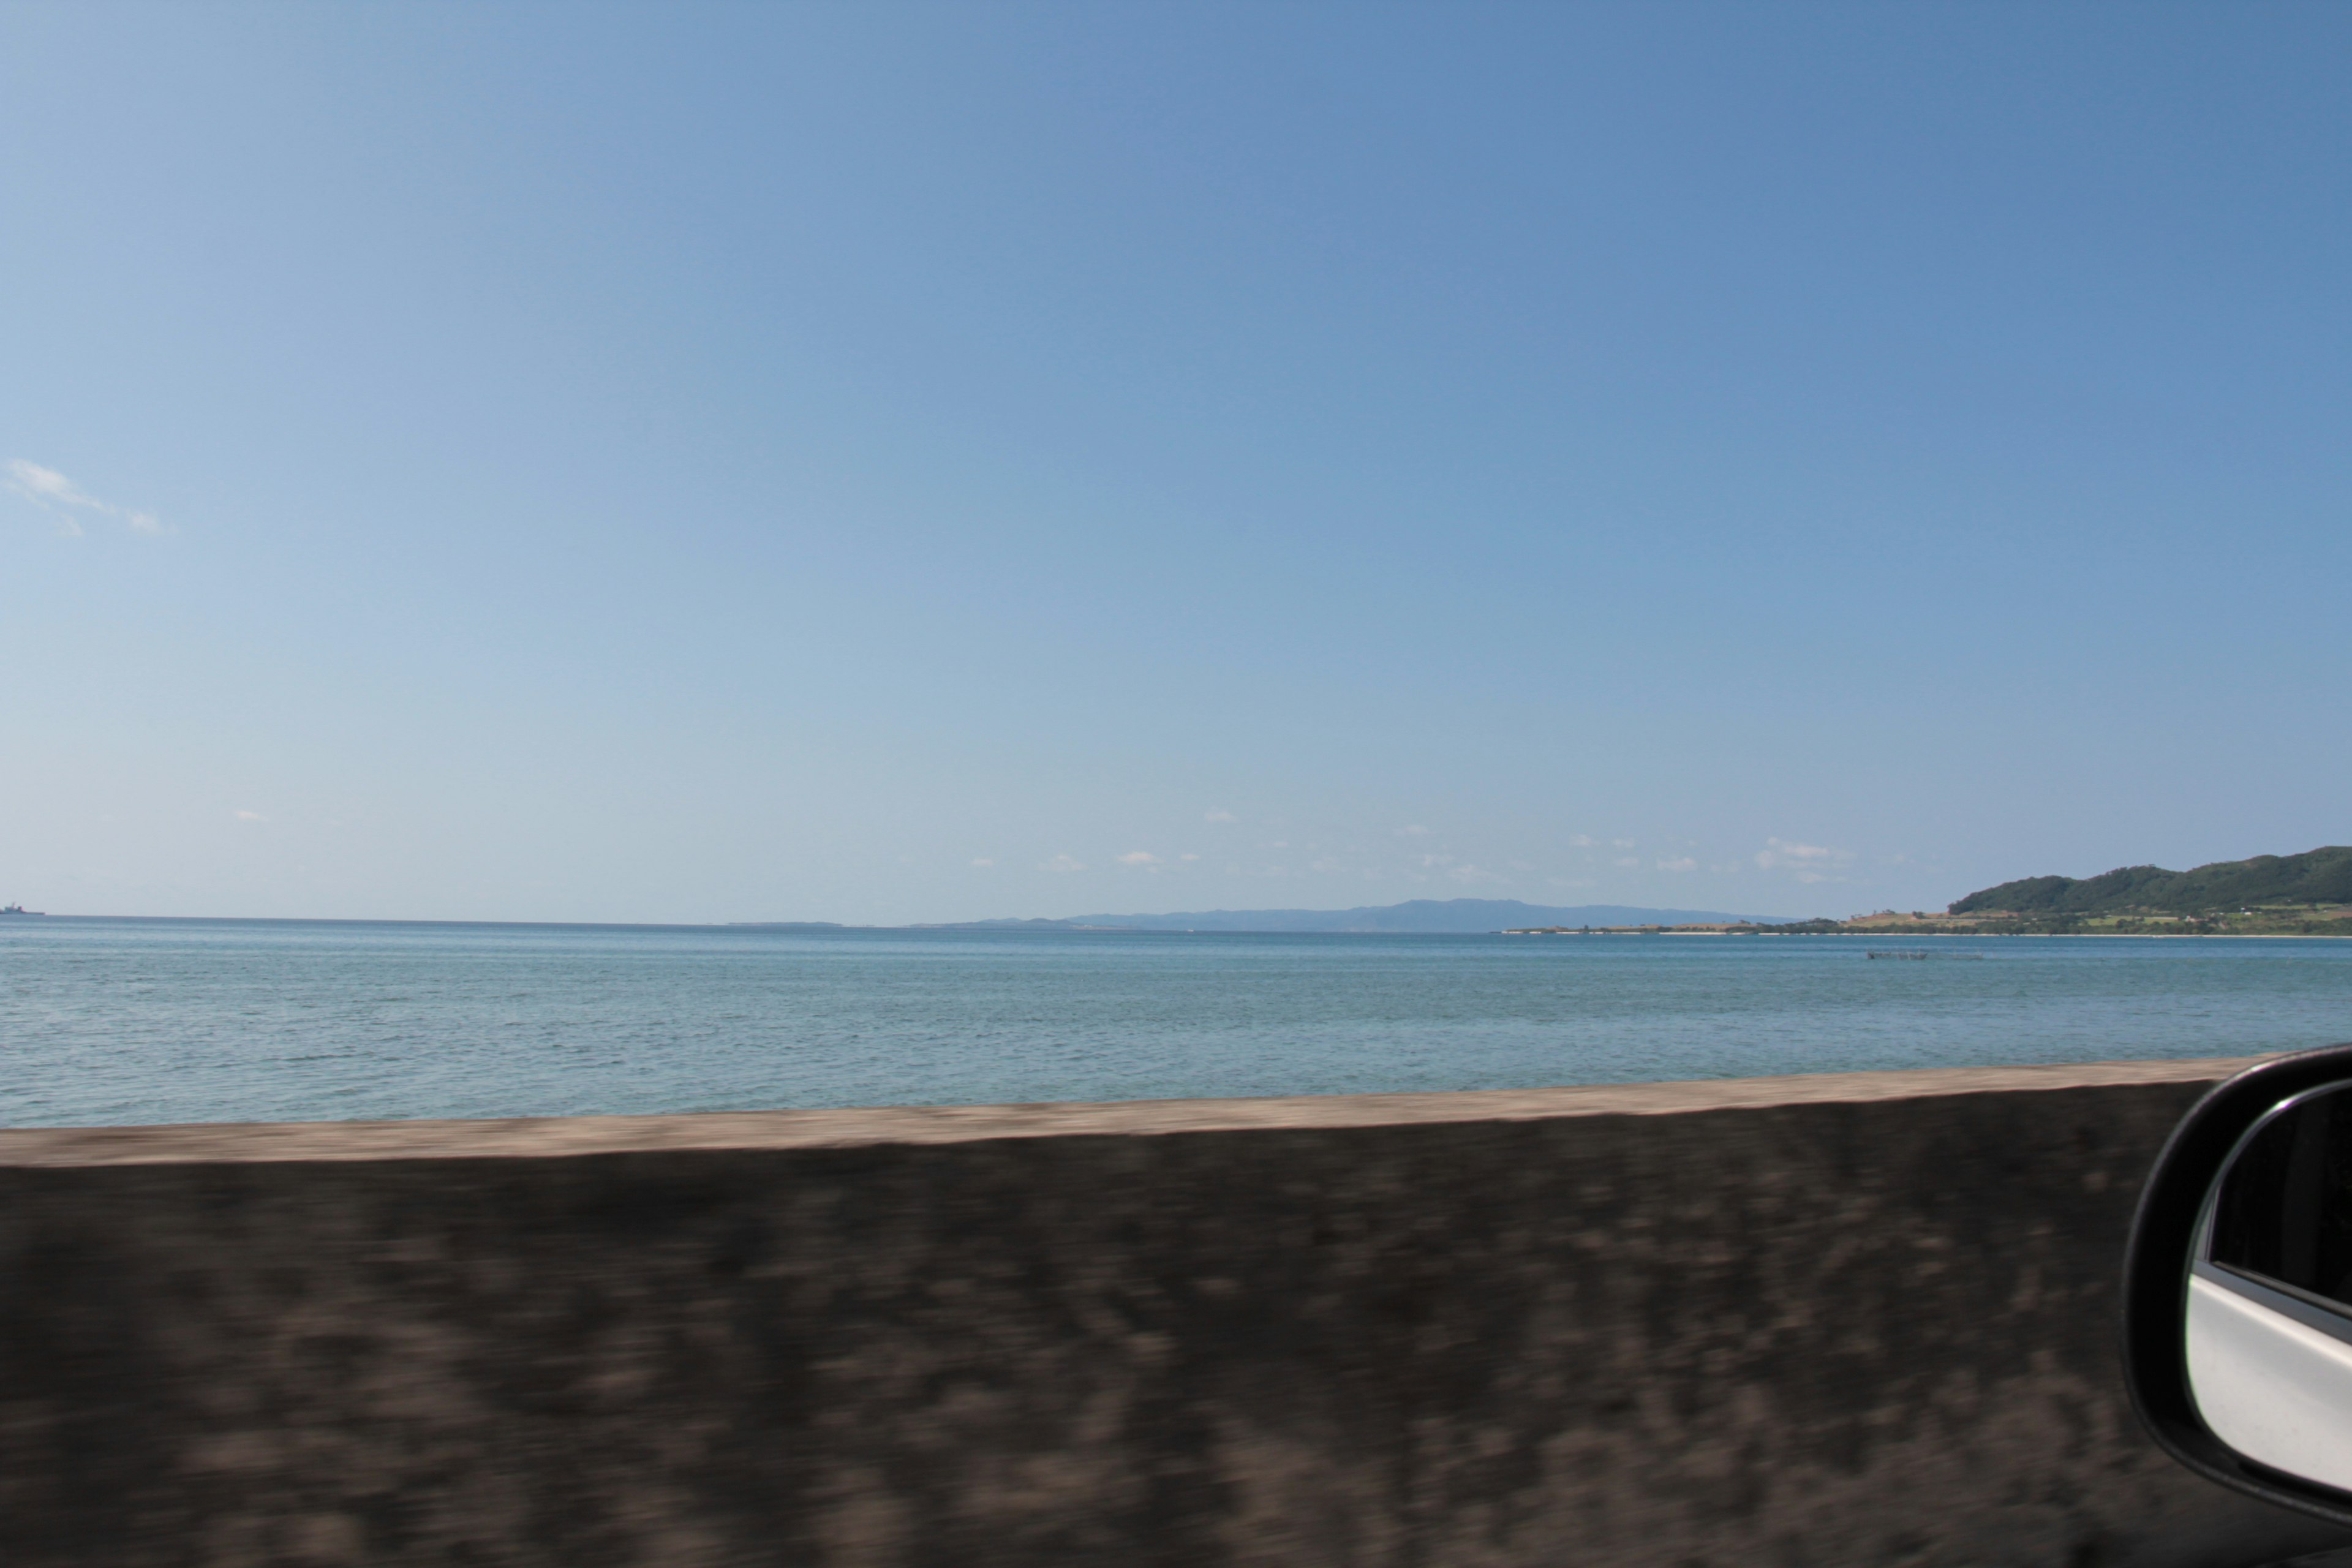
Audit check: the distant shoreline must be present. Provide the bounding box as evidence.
[1502,925,2352,940]
[12,913,2348,940]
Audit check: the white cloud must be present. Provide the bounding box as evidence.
[1612,838,1636,850]
[1042,854,1086,873]
[1615,856,1641,869]
[1419,853,1455,868]
[1179,852,1201,862]
[1754,838,1849,869]
[1657,856,1697,873]
[8,461,96,507]
[1754,839,1856,883]
[1117,851,1161,866]
[970,858,995,867]
[1446,864,1505,884]
[1569,834,1596,848]
[7,459,165,536]
[235,810,266,822]
[1395,824,1431,837]
[1204,809,1237,823]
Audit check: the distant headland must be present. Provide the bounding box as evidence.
[1749,846,2352,938]
[974,850,2352,940]
[730,849,2352,938]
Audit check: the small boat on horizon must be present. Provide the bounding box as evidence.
[1,903,46,918]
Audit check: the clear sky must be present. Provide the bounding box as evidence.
[4,3,2348,925]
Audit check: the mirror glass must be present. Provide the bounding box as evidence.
[2189,1082,2352,1492]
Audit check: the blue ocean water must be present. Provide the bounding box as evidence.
[4,918,2351,1128]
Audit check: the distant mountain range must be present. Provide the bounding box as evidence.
[1951,846,2352,916]
[933,897,1796,934]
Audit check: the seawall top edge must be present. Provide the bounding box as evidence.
[0,1057,2268,1169]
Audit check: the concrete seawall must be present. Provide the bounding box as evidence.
[6,1059,2349,1568]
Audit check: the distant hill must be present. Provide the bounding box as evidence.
[944,898,1796,933]
[1950,846,2352,916]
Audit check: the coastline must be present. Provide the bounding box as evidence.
[1793,929,2352,940]
[1504,926,2352,940]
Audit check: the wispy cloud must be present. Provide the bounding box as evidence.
[1117,850,1161,867]
[1446,864,1505,884]
[8,462,98,508]
[1395,824,1431,837]
[970,858,995,867]
[1754,838,1855,884]
[1179,852,1200,862]
[1657,856,1697,873]
[1569,834,1597,848]
[235,810,266,822]
[7,460,165,537]
[1204,809,1237,823]
[1042,853,1086,873]
[1615,856,1641,869]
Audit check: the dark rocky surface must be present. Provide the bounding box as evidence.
[3,1060,2346,1567]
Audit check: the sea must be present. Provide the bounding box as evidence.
[5,917,2351,1129]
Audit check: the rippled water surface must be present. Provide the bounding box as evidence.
[6,918,2351,1126]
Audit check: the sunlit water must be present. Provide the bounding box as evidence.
[5,918,2350,1127]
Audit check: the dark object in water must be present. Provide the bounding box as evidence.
[1867,949,1985,960]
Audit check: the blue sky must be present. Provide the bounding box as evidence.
[4,3,2348,924]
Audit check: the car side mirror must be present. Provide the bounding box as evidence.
[2126,1044,2352,1525]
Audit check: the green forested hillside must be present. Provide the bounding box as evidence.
[1951,847,2352,916]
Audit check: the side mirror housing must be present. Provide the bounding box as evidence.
[2127,1044,2352,1524]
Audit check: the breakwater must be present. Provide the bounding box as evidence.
[5,1059,2348,1567]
